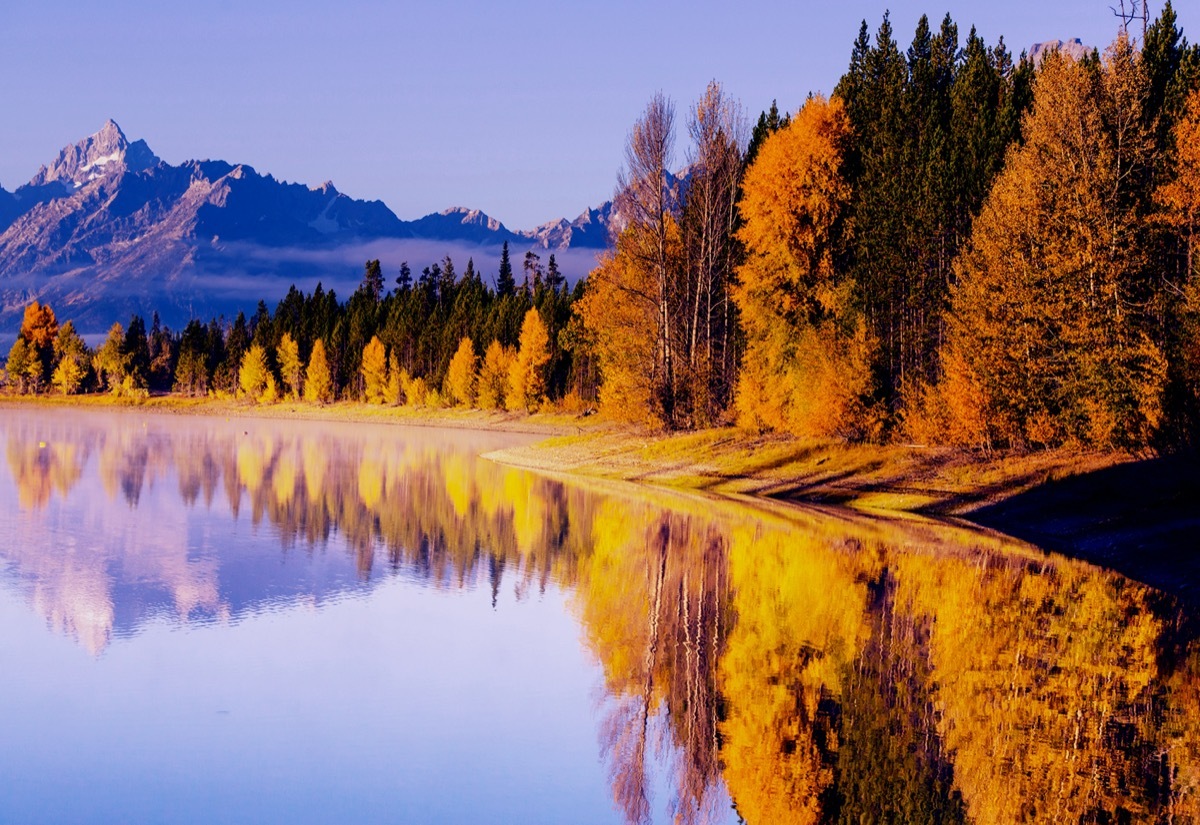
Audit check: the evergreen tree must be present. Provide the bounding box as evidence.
[363,259,385,301]
[396,261,412,291]
[546,254,564,291]
[123,315,151,389]
[496,241,516,297]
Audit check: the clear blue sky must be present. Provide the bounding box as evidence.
[2,1,1192,230]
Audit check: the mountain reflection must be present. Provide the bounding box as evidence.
[3,408,1200,823]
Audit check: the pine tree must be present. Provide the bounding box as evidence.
[363,259,385,302]
[496,241,516,297]
[396,261,412,292]
[546,254,564,291]
[123,315,151,389]
[93,323,127,393]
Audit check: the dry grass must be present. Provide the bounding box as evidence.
[488,423,1131,517]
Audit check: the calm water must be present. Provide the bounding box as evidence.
[2,407,1199,824]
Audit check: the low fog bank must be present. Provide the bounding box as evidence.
[0,239,604,337]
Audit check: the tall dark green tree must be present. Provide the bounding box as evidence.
[123,315,151,389]
[496,241,516,297]
[835,12,1030,419]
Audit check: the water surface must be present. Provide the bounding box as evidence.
[2,407,1198,824]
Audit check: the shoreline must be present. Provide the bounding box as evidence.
[0,392,1138,515]
[6,393,1193,598]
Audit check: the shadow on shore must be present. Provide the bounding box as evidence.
[969,453,1200,604]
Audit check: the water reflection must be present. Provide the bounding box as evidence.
[2,407,1199,823]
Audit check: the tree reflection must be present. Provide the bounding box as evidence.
[3,412,1200,822]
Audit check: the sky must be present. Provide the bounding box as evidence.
[2,1,1194,231]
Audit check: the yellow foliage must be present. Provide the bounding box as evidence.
[507,309,550,412]
[358,456,384,510]
[478,339,514,410]
[238,344,270,400]
[304,339,333,404]
[361,335,389,404]
[20,301,58,352]
[445,336,478,407]
[277,333,302,399]
[384,352,402,405]
[576,228,668,425]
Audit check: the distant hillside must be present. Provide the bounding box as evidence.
[0,121,613,333]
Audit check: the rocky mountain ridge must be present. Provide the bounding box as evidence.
[0,121,614,332]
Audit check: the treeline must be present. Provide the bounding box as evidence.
[583,4,1200,450]
[6,6,1200,452]
[2,243,589,411]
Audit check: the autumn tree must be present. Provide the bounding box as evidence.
[678,80,746,425]
[277,332,302,400]
[384,351,402,405]
[613,92,684,425]
[507,308,550,412]
[445,336,479,407]
[478,339,513,410]
[15,301,58,392]
[942,43,1165,449]
[360,335,389,404]
[93,322,128,393]
[304,338,333,404]
[577,231,665,424]
[51,322,89,395]
[733,95,875,438]
[239,343,275,403]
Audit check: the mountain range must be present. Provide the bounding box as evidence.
[0,121,615,333]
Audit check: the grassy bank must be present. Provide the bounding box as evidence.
[486,426,1131,517]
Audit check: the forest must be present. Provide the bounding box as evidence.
[5,4,1200,452]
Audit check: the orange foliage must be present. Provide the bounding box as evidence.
[733,95,874,438]
[578,223,682,426]
[943,44,1166,449]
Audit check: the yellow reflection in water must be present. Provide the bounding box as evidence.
[3,413,1200,823]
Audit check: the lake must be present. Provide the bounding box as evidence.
[2,406,1198,824]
